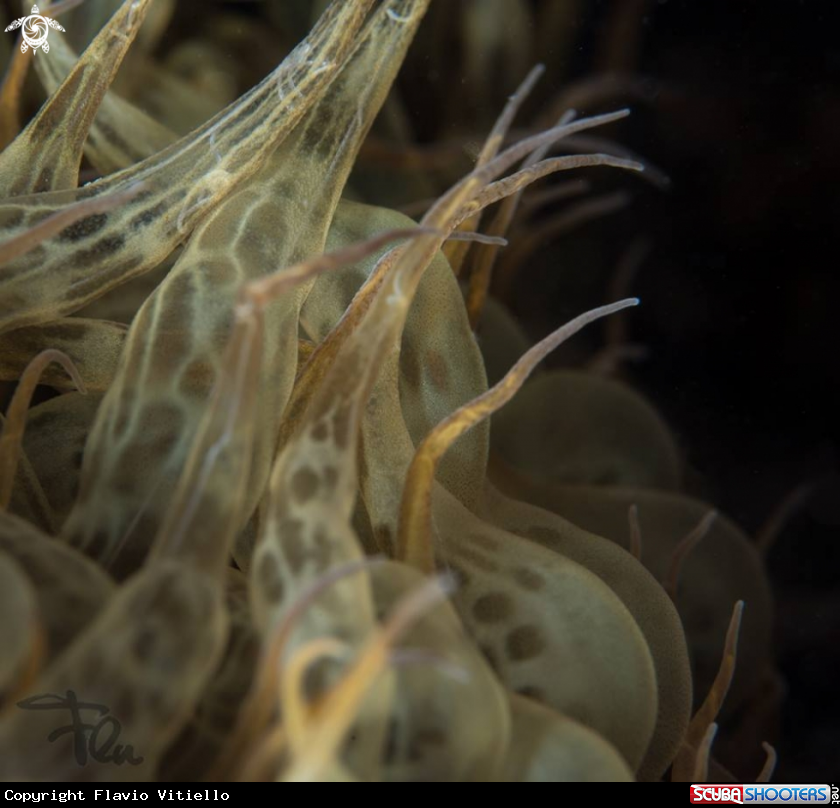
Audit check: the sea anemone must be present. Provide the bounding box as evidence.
[0,0,777,782]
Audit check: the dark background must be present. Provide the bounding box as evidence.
[582,0,840,782]
[399,0,840,781]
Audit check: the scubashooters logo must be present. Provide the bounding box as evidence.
[690,785,839,805]
[5,5,65,54]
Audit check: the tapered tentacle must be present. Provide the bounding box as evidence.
[0,0,378,335]
[0,349,85,509]
[0,1,155,195]
[398,299,639,571]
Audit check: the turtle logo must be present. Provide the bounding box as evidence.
[5,5,65,54]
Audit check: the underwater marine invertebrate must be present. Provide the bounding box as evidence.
[0,0,780,783]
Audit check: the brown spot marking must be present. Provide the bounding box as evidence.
[34,165,53,193]
[136,402,185,436]
[480,645,500,672]
[257,553,285,603]
[1,209,24,228]
[58,212,108,243]
[417,729,446,746]
[323,466,338,491]
[130,201,167,231]
[113,410,131,438]
[280,519,306,573]
[153,281,196,361]
[311,528,333,571]
[383,718,400,764]
[15,559,56,588]
[146,439,182,470]
[0,291,26,317]
[375,524,393,552]
[69,234,126,268]
[156,327,192,371]
[61,588,92,612]
[400,344,422,389]
[415,728,446,748]
[273,180,297,200]
[199,257,237,287]
[465,531,500,553]
[144,684,167,717]
[179,358,216,399]
[111,460,139,495]
[145,577,193,626]
[511,567,545,591]
[291,467,320,505]
[311,420,329,442]
[332,406,351,450]
[449,544,498,572]
[302,121,333,159]
[29,66,86,139]
[472,592,513,623]
[79,653,107,688]
[506,625,545,662]
[426,350,449,392]
[132,626,157,660]
[407,727,448,763]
